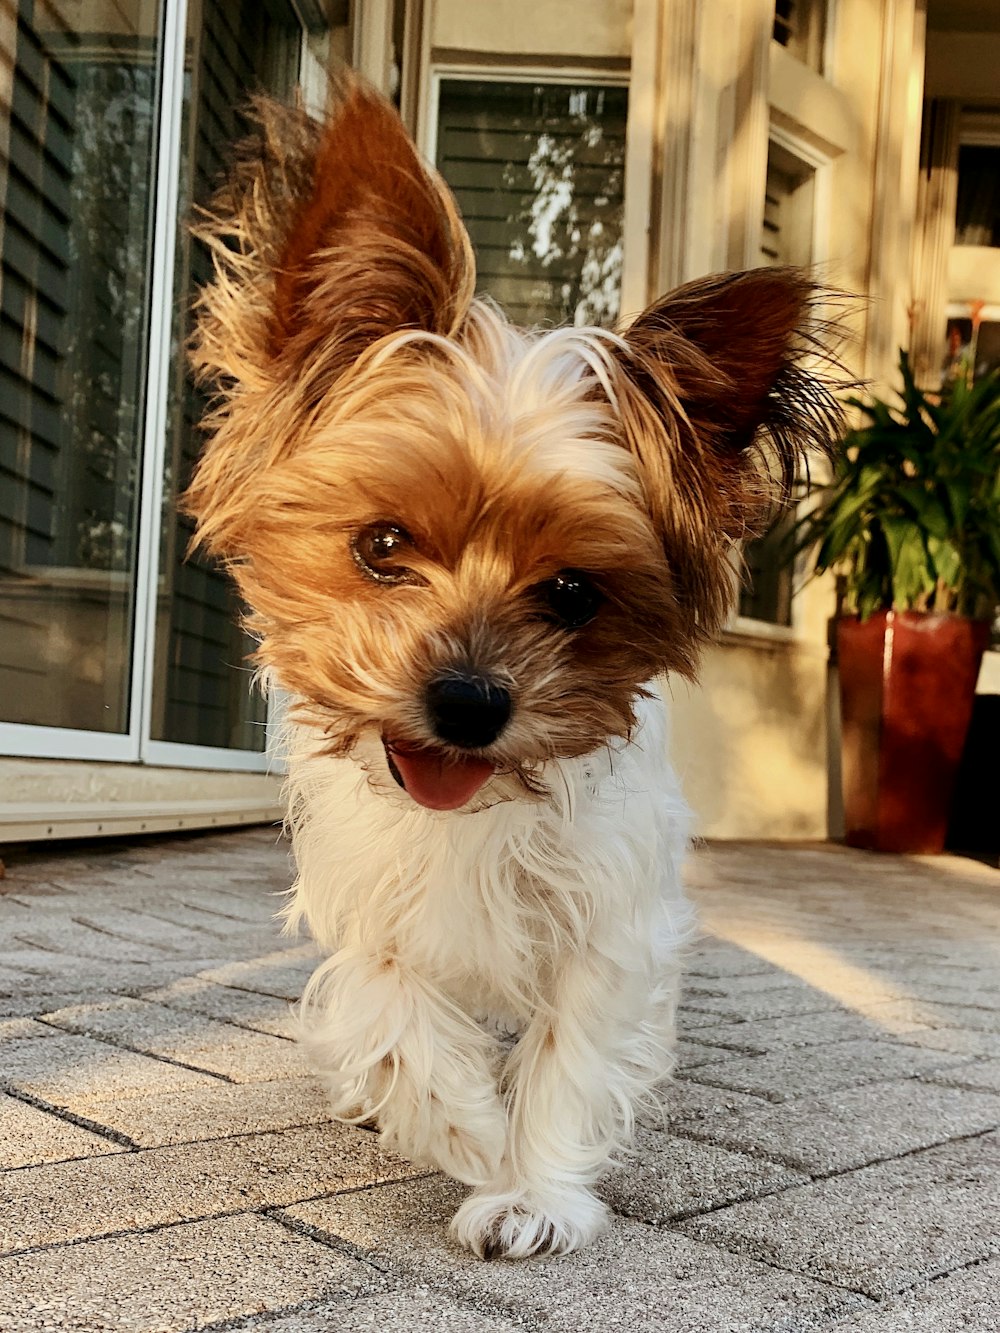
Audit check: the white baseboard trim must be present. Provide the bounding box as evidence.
[0,798,284,843]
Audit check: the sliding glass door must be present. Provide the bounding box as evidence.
[0,0,162,751]
[0,0,342,768]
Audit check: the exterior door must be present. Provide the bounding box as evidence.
[0,0,338,770]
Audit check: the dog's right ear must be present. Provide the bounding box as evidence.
[191,78,474,396]
[187,79,475,555]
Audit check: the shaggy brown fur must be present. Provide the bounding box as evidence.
[184,78,844,769]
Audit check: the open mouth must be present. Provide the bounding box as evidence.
[383,736,496,811]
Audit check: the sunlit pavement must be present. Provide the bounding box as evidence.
[1,829,998,1331]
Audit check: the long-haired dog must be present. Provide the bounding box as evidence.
[186,80,841,1259]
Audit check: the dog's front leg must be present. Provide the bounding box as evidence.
[300,949,507,1186]
[452,957,660,1259]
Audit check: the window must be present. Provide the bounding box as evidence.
[772,0,827,74]
[740,140,818,627]
[944,315,1000,383]
[149,0,307,753]
[944,116,1000,385]
[955,144,1000,248]
[760,141,816,269]
[435,78,628,328]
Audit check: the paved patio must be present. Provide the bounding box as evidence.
[1,828,998,1332]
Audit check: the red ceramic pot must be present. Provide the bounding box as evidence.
[837,611,990,854]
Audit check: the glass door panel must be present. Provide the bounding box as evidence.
[149,0,306,752]
[0,0,162,734]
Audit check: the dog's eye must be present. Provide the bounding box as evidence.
[541,570,602,628]
[352,523,419,584]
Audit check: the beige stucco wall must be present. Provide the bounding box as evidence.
[669,635,832,841]
[667,558,838,840]
[430,0,631,59]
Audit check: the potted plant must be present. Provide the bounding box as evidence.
[794,349,1000,853]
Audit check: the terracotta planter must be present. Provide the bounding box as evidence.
[837,611,990,854]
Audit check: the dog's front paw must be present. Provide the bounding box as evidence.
[451,1186,609,1260]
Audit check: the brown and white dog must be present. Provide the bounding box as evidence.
[186,80,841,1259]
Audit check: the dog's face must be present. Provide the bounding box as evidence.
[186,82,839,809]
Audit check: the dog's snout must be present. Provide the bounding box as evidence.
[426,674,512,749]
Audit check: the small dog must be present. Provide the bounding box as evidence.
[186,80,840,1259]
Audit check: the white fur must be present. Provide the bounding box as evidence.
[282,682,695,1259]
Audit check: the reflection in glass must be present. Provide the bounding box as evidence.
[150,0,310,752]
[0,0,161,732]
[436,80,628,328]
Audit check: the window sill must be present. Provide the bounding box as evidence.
[721,616,829,659]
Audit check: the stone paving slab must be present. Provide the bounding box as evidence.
[197,949,320,1000]
[41,997,309,1083]
[686,1035,969,1102]
[873,997,1000,1035]
[144,976,296,1037]
[283,1175,870,1332]
[0,956,239,1000]
[0,1016,58,1042]
[680,987,850,1023]
[662,1076,1000,1174]
[0,1091,126,1168]
[687,1008,933,1055]
[602,1130,808,1221]
[923,1055,1000,1093]
[246,1289,526,1332]
[828,1257,1000,1332]
[679,1130,1000,1297]
[82,1077,338,1148]
[1,1122,423,1255]
[683,942,780,979]
[0,1214,386,1333]
[676,1036,743,1068]
[896,1024,1000,1058]
[1,1030,222,1105]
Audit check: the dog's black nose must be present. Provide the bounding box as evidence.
[426,674,512,749]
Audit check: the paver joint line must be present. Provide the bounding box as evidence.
[29,1014,241,1084]
[0,1086,143,1154]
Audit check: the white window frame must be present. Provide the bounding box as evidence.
[0,0,310,775]
[728,119,833,643]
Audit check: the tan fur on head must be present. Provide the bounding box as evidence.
[184,79,844,767]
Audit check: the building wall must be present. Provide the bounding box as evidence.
[0,0,928,842]
[660,0,924,836]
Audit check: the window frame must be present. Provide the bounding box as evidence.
[729,119,834,641]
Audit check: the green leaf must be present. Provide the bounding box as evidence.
[787,351,1000,614]
[927,535,961,588]
[880,516,935,609]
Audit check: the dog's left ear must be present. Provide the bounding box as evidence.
[608,266,843,634]
[617,266,841,498]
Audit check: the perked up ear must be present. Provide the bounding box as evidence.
[190,77,475,396]
[608,267,845,635]
[619,267,842,487]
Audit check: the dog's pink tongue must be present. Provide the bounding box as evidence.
[388,743,494,811]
